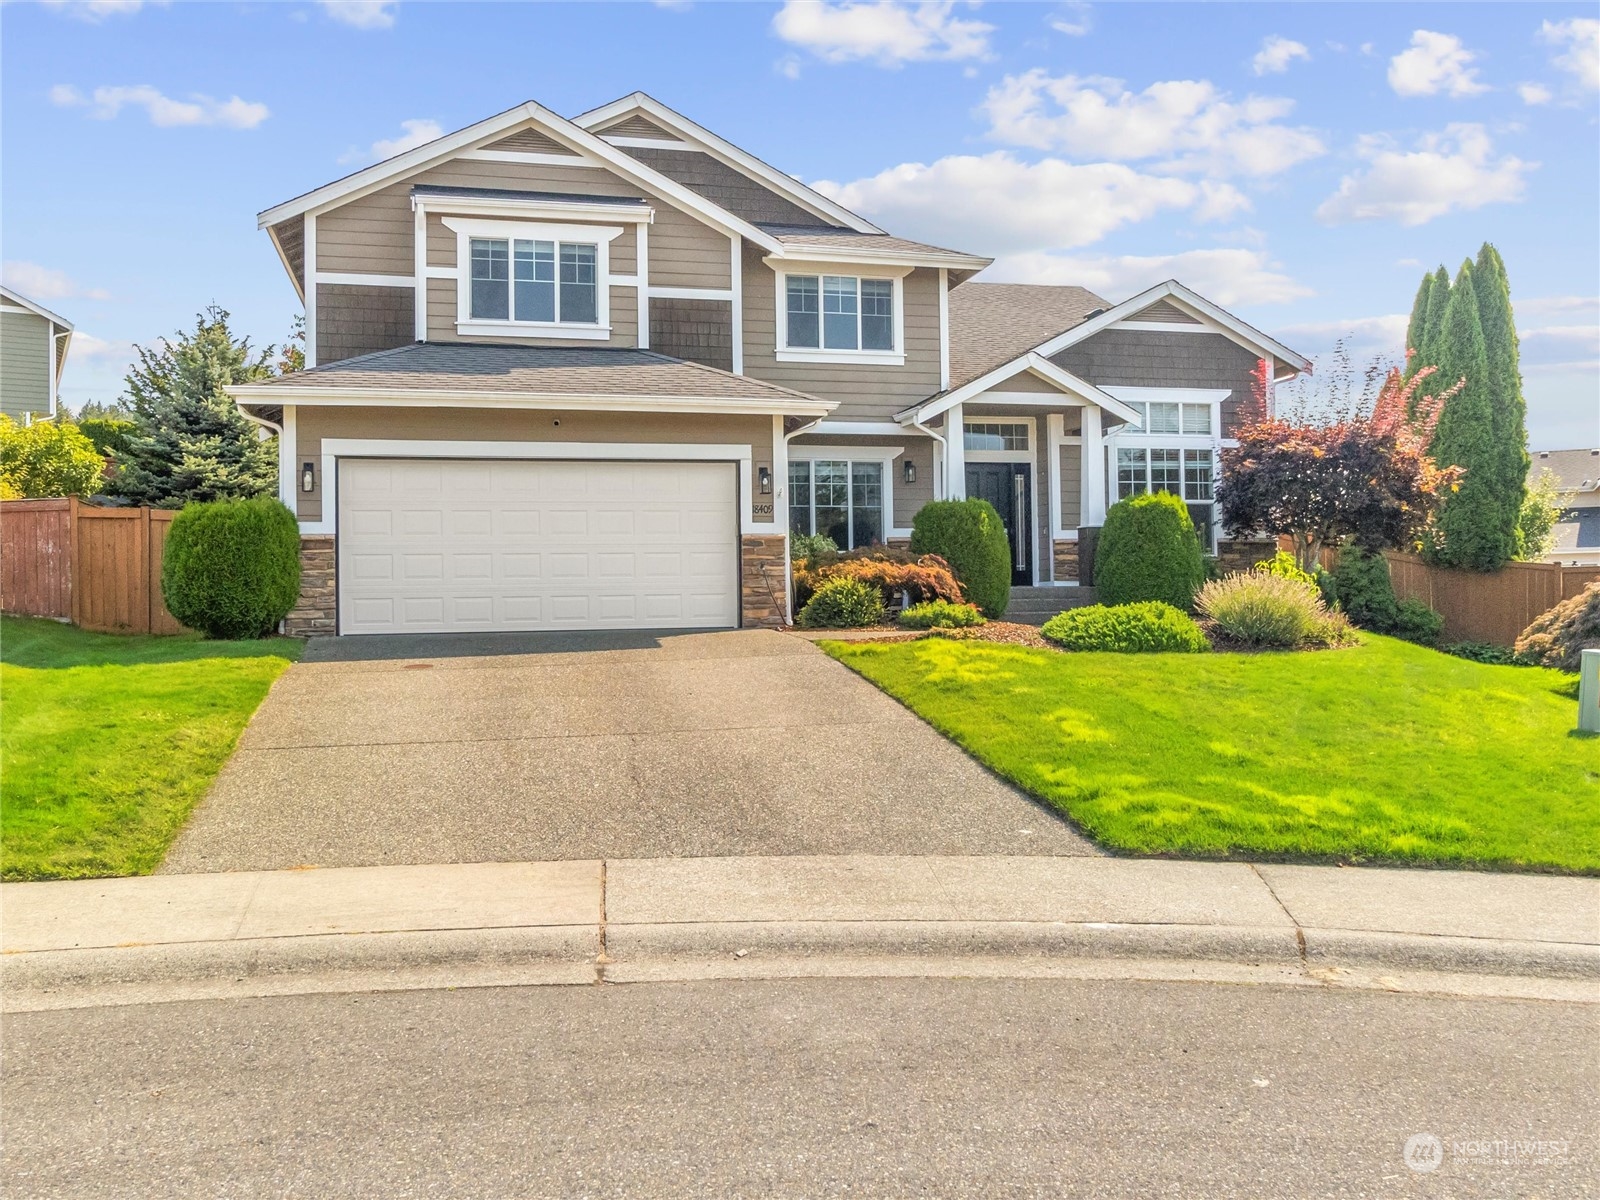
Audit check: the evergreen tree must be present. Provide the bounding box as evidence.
[111,307,278,508]
[1427,260,1515,569]
[1418,265,1451,369]
[1472,242,1530,533]
[1403,271,1435,378]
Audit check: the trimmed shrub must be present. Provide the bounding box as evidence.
[789,532,837,563]
[1327,545,1399,631]
[1392,597,1444,646]
[792,547,964,610]
[796,575,886,629]
[1094,492,1205,611]
[1253,550,1317,588]
[162,497,301,639]
[1514,582,1600,674]
[1196,572,1328,649]
[1041,601,1210,653]
[898,599,985,629]
[909,498,1011,618]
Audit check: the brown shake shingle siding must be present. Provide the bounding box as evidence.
[650,298,735,373]
[1050,330,1261,436]
[315,284,415,363]
[626,148,830,227]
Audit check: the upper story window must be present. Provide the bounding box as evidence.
[1124,400,1212,435]
[470,238,597,325]
[774,267,906,365]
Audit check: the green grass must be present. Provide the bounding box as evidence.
[1,616,301,880]
[825,634,1599,873]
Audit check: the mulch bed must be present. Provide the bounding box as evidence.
[791,621,1059,651]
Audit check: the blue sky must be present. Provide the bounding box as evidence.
[3,0,1596,447]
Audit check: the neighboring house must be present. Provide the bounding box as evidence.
[233,93,1309,636]
[1534,448,1600,566]
[0,287,73,424]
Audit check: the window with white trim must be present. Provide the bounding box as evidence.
[1123,400,1212,435]
[963,422,1030,453]
[470,237,597,324]
[785,275,895,351]
[788,459,884,548]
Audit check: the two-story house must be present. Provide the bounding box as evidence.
[233,93,1308,636]
[1,286,74,424]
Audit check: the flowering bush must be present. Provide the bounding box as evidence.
[796,576,886,629]
[792,546,964,609]
[898,599,986,629]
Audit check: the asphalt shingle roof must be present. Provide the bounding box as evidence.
[1532,448,1600,494]
[946,282,1110,389]
[252,343,826,405]
[756,223,988,263]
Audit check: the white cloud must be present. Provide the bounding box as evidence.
[980,70,1325,177]
[985,247,1311,307]
[1539,18,1600,90]
[1388,30,1488,98]
[1252,35,1309,76]
[50,83,269,129]
[1,261,111,302]
[39,0,164,21]
[68,331,138,365]
[1517,82,1553,105]
[317,1,397,29]
[813,152,1241,254]
[339,118,443,164]
[776,56,804,80]
[1049,3,1091,37]
[1275,313,1408,354]
[1315,124,1531,227]
[771,1,993,66]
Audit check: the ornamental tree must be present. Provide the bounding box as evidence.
[1218,360,1461,575]
[0,416,107,499]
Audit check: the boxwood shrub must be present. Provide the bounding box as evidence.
[1094,492,1205,610]
[796,575,886,629]
[1041,601,1210,653]
[898,599,985,629]
[162,497,301,639]
[908,498,1011,618]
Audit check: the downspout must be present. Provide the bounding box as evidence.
[781,415,827,625]
[908,411,946,501]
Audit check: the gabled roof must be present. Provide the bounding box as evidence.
[255,100,782,253]
[1034,279,1311,380]
[1533,448,1600,494]
[758,225,991,272]
[574,91,885,235]
[947,282,1109,389]
[231,343,835,417]
[0,286,74,331]
[896,352,1140,427]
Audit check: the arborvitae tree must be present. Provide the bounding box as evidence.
[111,307,278,508]
[1427,260,1515,569]
[1418,264,1452,369]
[1403,271,1436,378]
[1471,242,1530,538]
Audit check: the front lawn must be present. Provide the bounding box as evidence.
[1,616,301,880]
[826,634,1599,873]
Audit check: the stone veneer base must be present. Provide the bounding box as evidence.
[740,534,788,629]
[284,535,337,638]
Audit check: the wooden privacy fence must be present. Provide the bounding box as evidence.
[1,498,186,634]
[1384,552,1599,647]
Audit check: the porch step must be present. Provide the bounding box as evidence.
[1002,586,1099,626]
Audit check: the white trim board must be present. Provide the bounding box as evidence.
[232,386,834,418]
[897,353,1139,426]
[302,438,769,538]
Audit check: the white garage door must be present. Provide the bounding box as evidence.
[337,458,740,635]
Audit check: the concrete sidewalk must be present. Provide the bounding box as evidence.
[4,857,1597,1010]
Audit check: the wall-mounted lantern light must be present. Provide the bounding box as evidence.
[903,460,916,485]
[301,461,316,493]
[758,466,772,495]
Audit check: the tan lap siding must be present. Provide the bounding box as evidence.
[1059,444,1082,529]
[292,406,777,531]
[0,310,51,418]
[741,246,941,422]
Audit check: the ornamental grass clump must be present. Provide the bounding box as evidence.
[898,599,986,630]
[1041,602,1210,653]
[1196,571,1334,650]
[796,575,886,629]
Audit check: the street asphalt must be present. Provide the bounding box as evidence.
[4,976,1595,1198]
[160,629,1097,872]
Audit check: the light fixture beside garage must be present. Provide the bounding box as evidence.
[903,460,916,485]
[758,466,772,495]
[301,461,316,492]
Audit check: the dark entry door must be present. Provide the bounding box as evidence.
[965,462,1032,585]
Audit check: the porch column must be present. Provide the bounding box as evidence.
[945,402,966,499]
[1081,406,1106,525]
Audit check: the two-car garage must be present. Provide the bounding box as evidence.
[336,457,741,635]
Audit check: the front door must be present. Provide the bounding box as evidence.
[965,462,1032,585]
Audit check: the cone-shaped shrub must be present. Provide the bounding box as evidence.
[162,497,301,639]
[1094,492,1205,610]
[909,498,1011,617]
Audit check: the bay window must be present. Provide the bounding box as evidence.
[785,275,896,352]
[789,459,885,549]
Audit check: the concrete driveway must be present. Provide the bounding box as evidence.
[161,630,1097,872]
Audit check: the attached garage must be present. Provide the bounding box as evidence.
[337,457,740,635]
